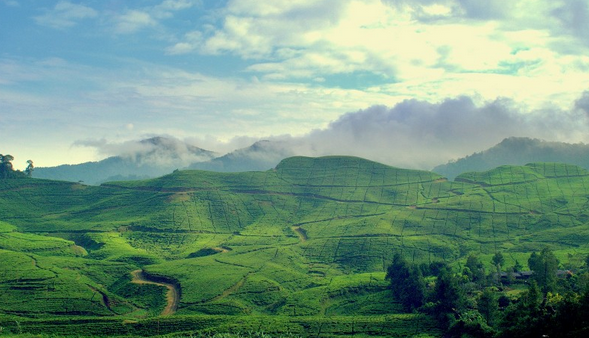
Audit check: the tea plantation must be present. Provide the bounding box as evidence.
[2,156,589,336]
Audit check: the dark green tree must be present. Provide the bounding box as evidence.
[499,280,544,338]
[528,248,559,294]
[0,154,15,179]
[478,287,499,328]
[24,160,34,177]
[492,252,505,285]
[432,265,466,325]
[465,253,486,284]
[386,253,426,311]
[513,259,523,272]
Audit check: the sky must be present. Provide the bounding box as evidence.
[2,0,589,170]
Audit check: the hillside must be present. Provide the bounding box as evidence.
[433,137,589,180]
[2,156,589,335]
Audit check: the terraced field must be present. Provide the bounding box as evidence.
[2,156,589,336]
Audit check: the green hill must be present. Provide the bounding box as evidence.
[2,156,589,336]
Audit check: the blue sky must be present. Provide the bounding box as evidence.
[2,0,589,170]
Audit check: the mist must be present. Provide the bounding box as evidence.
[289,94,589,169]
[74,92,589,171]
[73,136,217,168]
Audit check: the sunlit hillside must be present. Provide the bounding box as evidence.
[2,156,589,336]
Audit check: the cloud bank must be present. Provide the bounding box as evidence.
[77,91,589,171]
[293,93,589,169]
[74,136,217,167]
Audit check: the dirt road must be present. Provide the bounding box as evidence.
[131,270,179,316]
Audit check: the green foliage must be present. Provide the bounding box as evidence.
[431,265,466,325]
[0,154,29,179]
[477,288,499,328]
[386,253,426,311]
[528,247,559,293]
[465,254,486,284]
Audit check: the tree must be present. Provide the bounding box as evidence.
[386,253,426,311]
[492,252,505,285]
[0,154,15,179]
[0,154,30,179]
[478,288,499,328]
[499,281,544,338]
[433,265,466,324]
[465,253,486,284]
[513,259,523,272]
[528,248,559,294]
[24,160,34,177]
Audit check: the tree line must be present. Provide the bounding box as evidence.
[0,154,33,179]
[386,248,589,337]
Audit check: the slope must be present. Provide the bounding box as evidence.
[1,157,589,327]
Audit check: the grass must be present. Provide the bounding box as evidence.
[0,314,441,337]
[3,157,589,335]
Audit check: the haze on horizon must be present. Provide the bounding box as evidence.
[2,0,589,170]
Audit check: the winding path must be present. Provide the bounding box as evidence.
[292,226,307,242]
[131,270,180,316]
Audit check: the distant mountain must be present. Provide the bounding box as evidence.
[188,139,295,172]
[433,137,589,180]
[34,137,218,185]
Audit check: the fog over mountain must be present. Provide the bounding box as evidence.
[203,92,589,171]
[188,140,297,172]
[32,91,589,184]
[433,137,589,180]
[34,137,218,185]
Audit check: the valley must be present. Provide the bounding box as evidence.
[2,156,589,336]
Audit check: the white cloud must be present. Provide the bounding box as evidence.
[157,0,198,11]
[152,0,199,19]
[252,92,589,170]
[65,92,589,171]
[34,1,98,29]
[165,31,202,55]
[2,0,19,7]
[113,10,157,34]
[111,0,199,34]
[7,0,589,169]
[158,0,589,110]
[73,135,217,166]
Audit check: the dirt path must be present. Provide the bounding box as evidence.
[210,275,247,302]
[131,270,179,316]
[87,284,116,314]
[292,226,307,242]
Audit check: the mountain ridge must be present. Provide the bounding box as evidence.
[434,137,589,180]
[33,136,218,184]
